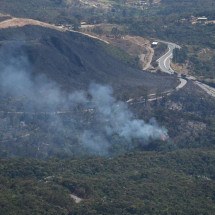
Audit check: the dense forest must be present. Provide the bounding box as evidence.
[1,148,215,215]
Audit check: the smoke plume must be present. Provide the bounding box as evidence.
[0,41,167,156]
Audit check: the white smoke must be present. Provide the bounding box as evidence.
[88,84,167,141]
[0,42,168,156]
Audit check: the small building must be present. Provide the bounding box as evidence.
[151,41,158,47]
[197,16,208,22]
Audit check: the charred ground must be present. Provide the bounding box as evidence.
[0,25,177,158]
[0,26,176,95]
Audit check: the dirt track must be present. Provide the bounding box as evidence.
[121,35,154,70]
[0,17,153,69]
[0,17,110,44]
[0,17,66,31]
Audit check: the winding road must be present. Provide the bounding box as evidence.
[157,41,181,74]
[140,41,187,101]
[126,41,188,104]
[157,40,215,98]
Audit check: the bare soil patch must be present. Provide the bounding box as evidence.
[0,18,65,31]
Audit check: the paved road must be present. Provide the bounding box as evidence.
[194,81,215,98]
[156,41,181,74]
[157,40,215,98]
[127,77,187,104]
[126,41,187,104]
[176,78,187,90]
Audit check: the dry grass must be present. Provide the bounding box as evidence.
[171,62,189,75]
[81,24,154,70]
[0,17,65,31]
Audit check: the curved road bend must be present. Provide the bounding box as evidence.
[155,40,187,93]
[157,40,215,98]
[127,41,187,104]
[156,41,181,74]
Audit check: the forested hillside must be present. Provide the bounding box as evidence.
[1,148,215,215]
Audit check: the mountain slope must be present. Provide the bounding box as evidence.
[0,24,177,158]
[0,25,177,96]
